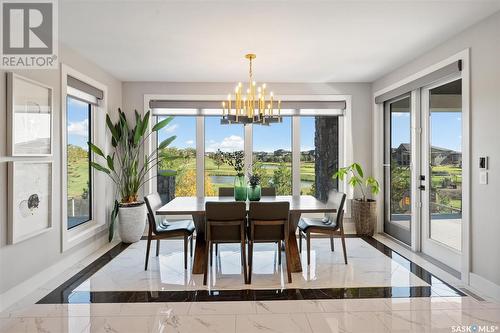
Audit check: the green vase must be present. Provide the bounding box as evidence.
[248,185,261,201]
[234,175,247,201]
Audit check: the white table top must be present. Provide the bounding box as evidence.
[156,195,337,215]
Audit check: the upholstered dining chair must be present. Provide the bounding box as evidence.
[261,187,276,196]
[144,193,195,271]
[204,201,248,285]
[214,187,235,257]
[218,187,234,197]
[298,190,348,265]
[247,201,292,283]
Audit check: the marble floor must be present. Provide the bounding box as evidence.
[73,238,429,292]
[1,297,499,332]
[2,236,499,332]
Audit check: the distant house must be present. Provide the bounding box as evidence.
[393,143,461,167]
[393,144,411,166]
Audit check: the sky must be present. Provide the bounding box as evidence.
[67,97,90,148]
[157,115,317,153]
[69,105,461,154]
[391,112,462,152]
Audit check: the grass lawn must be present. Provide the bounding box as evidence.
[68,153,90,198]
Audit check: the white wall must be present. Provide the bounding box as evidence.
[373,11,500,286]
[122,82,373,198]
[0,44,122,296]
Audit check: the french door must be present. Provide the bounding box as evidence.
[420,77,463,270]
[384,95,413,246]
[384,76,463,271]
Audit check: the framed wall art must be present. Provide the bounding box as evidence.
[8,161,53,244]
[7,72,53,156]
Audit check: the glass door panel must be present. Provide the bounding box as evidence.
[422,78,462,270]
[384,95,412,245]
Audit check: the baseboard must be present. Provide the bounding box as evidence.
[469,272,500,302]
[0,232,108,312]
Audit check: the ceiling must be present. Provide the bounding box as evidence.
[60,1,500,82]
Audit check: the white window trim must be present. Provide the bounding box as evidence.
[372,48,471,285]
[61,64,109,252]
[143,94,352,204]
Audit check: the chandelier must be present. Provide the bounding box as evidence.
[221,54,282,125]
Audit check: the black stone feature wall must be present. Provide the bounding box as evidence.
[314,116,339,202]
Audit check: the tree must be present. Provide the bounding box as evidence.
[213,149,225,170]
[272,163,292,195]
[175,169,197,196]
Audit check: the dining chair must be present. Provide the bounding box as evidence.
[218,187,234,197]
[144,193,195,271]
[298,190,348,265]
[214,187,235,257]
[204,201,248,285]
[247,201,292,283]
[261,187,276,196]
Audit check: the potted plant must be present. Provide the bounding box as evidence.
[333,163,380,236]
[247,172,261,201]
[89,109,176,243]
[221,150,246,201]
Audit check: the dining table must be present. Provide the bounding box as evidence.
[156,195,337,274]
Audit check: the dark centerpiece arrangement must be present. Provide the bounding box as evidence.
[247,172,262,201]
[221,150,247,201]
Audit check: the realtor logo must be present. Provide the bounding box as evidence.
[1,0,58,69]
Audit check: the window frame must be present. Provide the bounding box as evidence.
[144,94,350,201]
[61,64,108,252]
[66,96,93,229]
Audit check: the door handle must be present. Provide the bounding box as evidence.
[419,185,425,191]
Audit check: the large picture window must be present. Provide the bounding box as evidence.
[204,116,245,195]
[156,116,197,200]
[300,116,339,201]
[150,103,344,199]
[253,117,292,195]
[66,96,92,229]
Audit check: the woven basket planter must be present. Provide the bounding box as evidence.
[352,199,377,236]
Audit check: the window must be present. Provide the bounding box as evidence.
[66,96,92,229]
[156,116,197,199]
[300,116,339,201]
[253,117,292,195]
[149,102,346,199]
[204,116,245,195]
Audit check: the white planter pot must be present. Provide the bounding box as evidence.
[118,203,146,243]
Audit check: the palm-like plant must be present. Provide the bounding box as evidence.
[333,163,380,201]
[88,108,176,241]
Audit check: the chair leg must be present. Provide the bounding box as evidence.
[330,235,334,252]
[156,239,160,256]
[248,241,253,284]
[306,232,311,266]
[184,235,188,270]
[210,242,213,266]
[203,241,210,285]
[145,236,152,271]
[340,228,348,265]
[299,232,302,253]
[190,235,194,257]
[278,240,282,266]
[284,237,292,283]
[241,240,248,284]
[215,243,218,256]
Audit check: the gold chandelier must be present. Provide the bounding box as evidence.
[221,54,282,125]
